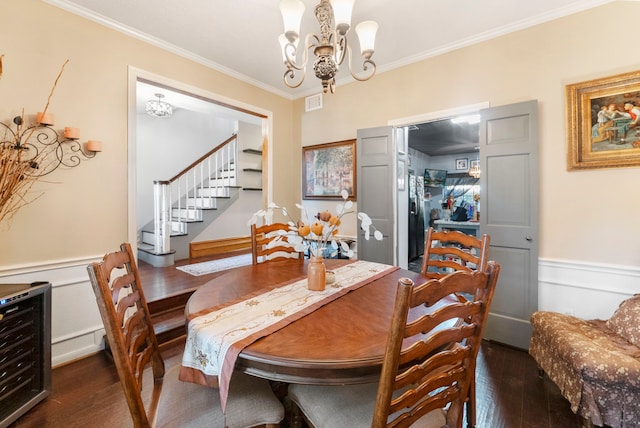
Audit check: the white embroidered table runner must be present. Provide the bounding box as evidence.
[180,260,398,410]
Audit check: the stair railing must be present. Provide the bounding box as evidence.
[151,134,238,255]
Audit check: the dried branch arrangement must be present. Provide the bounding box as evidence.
[0,57,69,224]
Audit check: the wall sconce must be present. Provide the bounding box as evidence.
[1,113,100,177]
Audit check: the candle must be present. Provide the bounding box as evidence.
[63,127,80,139]
[87,140,102,152]
[36,112,54,126]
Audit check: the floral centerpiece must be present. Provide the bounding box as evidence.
[248,190,383,259]
[248,190,382,291]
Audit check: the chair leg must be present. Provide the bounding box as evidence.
[289,401,305,428]
[466,374,476,428]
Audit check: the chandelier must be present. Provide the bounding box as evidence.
[145,93,173,118]
[468,162,481,179]
[279,0,378,93]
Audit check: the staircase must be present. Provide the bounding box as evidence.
[138,134,240,266]
[135,133,261,347]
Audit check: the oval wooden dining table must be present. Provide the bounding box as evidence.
[184,258,429,386]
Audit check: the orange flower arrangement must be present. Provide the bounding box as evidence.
[248,190,382,258]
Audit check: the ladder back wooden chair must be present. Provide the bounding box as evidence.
[288,261,501,428]
[421,227,490,279]
[251,223,303,264]
[421,227,491,428]
[86,243,284,428]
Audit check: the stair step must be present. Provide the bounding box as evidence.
[196,187,232,198]
[147,289,195,314]
[243,148,262,155]
[152,307,187,345]
[141,229,187,246]
[215,171,236,179]
[205,177,237,186]
[148,290,197,346]
[186,197,219,209]
[172,208,203,221]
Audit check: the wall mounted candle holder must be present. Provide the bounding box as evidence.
[0,114,99,177]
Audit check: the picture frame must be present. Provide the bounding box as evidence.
[302,139,356,200]
[566,70,640,170]
[423,168,447,188]
[397,159,406,191]
[455,158,468,170]
[470,159,480,169]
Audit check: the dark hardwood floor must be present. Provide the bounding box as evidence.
[10,254,583,427]
[11,340,581,428]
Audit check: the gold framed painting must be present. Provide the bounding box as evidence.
[302,139,356,200]
[567,70,640,170]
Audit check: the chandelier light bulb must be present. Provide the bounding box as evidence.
[279,0,305,42]
[329,0,355,35]
[355,20,378,58]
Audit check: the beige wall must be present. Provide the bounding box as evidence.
[1,0,639,270]
[298,1,640,267]
[0,0,296,267]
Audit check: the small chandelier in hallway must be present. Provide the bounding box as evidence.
[279,0,378,93]
[146,93,173,118]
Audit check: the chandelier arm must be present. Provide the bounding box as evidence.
[328,78,336,94]
[283,67,306,89]
[284,33,316,71]
[346,45,377,82]
[283,33,318,88]
[335,33,347,66]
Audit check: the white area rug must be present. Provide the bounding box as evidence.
[176,253,252,276]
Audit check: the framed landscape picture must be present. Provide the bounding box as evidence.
[302,139,356,200]
[566,70,640,170]
[423,168,447,188]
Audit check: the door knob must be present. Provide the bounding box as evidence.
[525,236,533,242]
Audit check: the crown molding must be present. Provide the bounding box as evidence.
[43,0,296,100]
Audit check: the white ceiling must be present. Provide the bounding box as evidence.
[47,0,615,100]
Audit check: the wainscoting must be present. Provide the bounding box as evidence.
[538,258,639,320]
[0,256,106,367]
[0,256,638,367]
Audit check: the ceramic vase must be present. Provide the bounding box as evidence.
[307,255,326,291]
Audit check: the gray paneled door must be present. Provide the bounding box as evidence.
[480,100,539,350]
[356,126,395,265]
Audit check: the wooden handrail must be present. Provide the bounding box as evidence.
[168,133,237,183]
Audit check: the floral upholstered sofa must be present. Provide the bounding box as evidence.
[529,294,640,428]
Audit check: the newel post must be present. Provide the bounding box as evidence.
[153,180,171,254]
